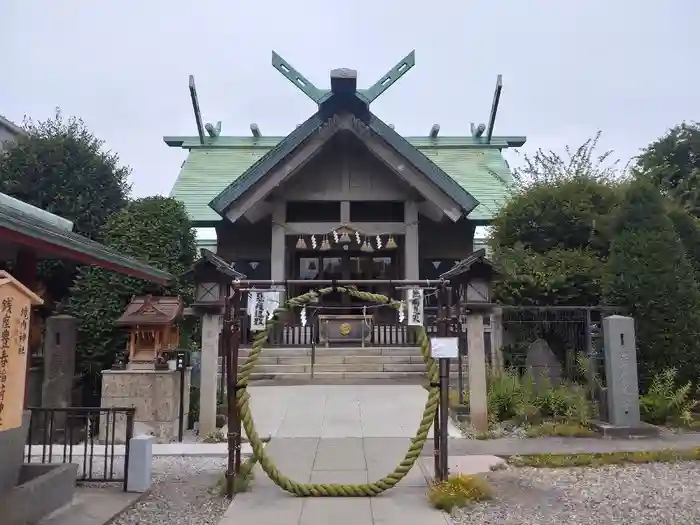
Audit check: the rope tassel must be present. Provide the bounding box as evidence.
[235,286,439,497]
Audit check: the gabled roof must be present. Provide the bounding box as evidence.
[168,136,519,225]
[115,295,184,326]
[440,248,496,280]
[208,110,481,218]
[0,114,28,138]
[181,248,246,280]
[0,192,173,284]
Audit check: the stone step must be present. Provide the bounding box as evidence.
[247,371,464,382]
[236,346,424,358]
[219,360,463,374]
[249,362,452,374]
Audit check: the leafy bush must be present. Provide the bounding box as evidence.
[639,368,698,426]
[602,178,700,387]
[491,175,620,258]
[493,246,604,306]
[65,197,197,377]
[457,369,595,430]
[428,474,493,511]
[636,122,700,215]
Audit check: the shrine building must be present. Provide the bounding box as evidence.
[167,51,524,335]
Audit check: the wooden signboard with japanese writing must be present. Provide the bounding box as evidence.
[0,271,43,432]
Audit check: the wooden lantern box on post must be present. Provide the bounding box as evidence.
[179,249,246,436]
[101,295,191,443]
[440,249,498,433]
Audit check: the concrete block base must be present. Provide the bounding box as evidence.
[0,411,31,495]
[590,420,661,438]
[101,368,191,443]
[0,463,78,525]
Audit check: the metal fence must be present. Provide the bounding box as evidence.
[237,309,452,347]
[26,407,135,491]
[499,306,620,378]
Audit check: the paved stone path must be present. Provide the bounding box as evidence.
[219,384,455,525]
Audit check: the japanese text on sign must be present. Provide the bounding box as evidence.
[406,288,424,326]
[0,296,12,426]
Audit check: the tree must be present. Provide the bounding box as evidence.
[494,247,604,306]
[636,122,700,215]
[65,197,196,384]
[667,205,700,279]
[490,177,620,257]
[0,109,132,303]
[602,178,700,388]
[0,109,130,239]
[491,134,626,305]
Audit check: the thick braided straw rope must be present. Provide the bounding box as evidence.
[235,286,439,497]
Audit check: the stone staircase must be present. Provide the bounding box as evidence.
[219,346,463,383]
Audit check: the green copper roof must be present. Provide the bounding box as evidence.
[0,193,173,284]
[168,134,520,225]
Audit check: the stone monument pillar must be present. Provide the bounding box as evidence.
[41,315,76,429]
[593,315,658,437]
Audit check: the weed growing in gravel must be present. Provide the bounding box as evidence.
[508,447,700,468]
[428,474,493,512]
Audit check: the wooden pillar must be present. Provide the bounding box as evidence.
[271,202,286,284]
[404,201,419,280]
[466,312,488,432]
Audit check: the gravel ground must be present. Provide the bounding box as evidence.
[452,462,700,525]
[111,457,232,525]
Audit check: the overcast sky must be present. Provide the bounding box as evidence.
[2,1,698,198]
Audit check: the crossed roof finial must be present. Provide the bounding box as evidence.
[270,50,416,105]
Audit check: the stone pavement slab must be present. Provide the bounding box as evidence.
[244,384,462,439]
[218,384,460,524]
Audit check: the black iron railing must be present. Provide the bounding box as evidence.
[238,308,456,347]
[26,407,135,491]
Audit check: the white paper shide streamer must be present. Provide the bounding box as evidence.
[405,288,424,326]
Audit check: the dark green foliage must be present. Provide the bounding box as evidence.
[667,205,700,279]
[636,122,700,215]
[602,179,700,387]
[65,197,196,376]
[493,247,603,306]
[490,134,626,307]
[0,109,130,239]
[491,177,620,257]
[0,110,131,304]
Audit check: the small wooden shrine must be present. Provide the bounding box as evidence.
[115,295,184,369]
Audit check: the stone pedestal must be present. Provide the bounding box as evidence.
[0,411,30,495]
[101,368,191,443]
